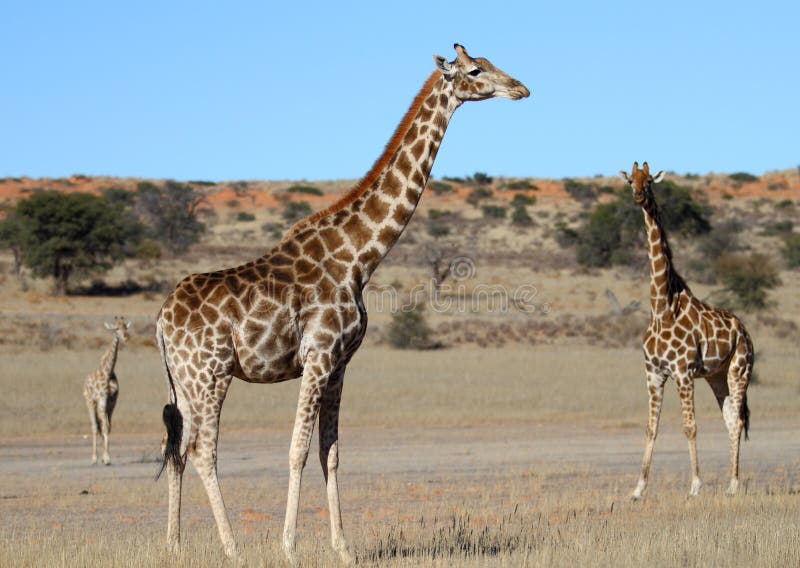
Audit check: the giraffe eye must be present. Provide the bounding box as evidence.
[468,68,482,77]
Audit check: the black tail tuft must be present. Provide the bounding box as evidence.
[155,402,183,480]
[741,395,750,441]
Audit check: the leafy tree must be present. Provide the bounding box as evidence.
[0,209,25,276]
[7,191,143,294]
[135,181,206,254]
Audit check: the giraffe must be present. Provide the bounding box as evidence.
[155,44,529,563]
[619,161,753,499]
[83,316,131,465]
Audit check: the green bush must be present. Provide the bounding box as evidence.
[236,211,256,222]
[782,233,800,268]
[503,179,537,191]
[287,185,323,196]
[481,205,507,219]
[429,181,454,195]
[714,253,781,311]
[511,194,536,207]
[729,172,759,183]
[133,239,162,260]
[511,205,533,226]
[761,220,794,236]
[573,181,711,268]
[261,222,284,239]
[426,209,453,238]
[282,201,313,223]
[387,306,433,349]
[469,172,493,186]
[467,187,493,207]
[562,179,597,204]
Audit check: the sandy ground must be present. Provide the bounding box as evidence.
[3,417,798,529]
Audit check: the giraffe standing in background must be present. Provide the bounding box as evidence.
[83,316,131,465]
[156,44,529,563]
[619,162,753,499]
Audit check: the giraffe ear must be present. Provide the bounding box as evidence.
[125,321,132,329]
[652,170,666,183]
[618,170,632,183]
[104,322,116,330]
[433,55,453,78]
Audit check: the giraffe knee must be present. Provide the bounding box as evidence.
[324,441,340,472]
[683,424,697,440]
[290,449,309,473]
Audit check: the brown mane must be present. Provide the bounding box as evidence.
[285,70,442,236]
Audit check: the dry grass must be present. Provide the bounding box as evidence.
[1,342,798,439]
[2,467,798,567]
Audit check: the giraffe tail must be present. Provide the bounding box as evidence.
[155,322,185,480]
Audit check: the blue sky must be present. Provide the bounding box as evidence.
[1,1,798,181]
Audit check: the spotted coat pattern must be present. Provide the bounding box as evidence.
[620,162,753,499]
[156,44,529,563]
[83,317,130,465]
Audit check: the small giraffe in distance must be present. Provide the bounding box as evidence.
[83,316,131,465]
[156,44,529,563]
[619,162,753,499]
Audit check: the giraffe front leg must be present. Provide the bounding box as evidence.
[633,370,666,500]
[283,351,331,565]
[86,400,98,465]
[677,374,701,496]
[97,401,111,465]
[319,369,353,565]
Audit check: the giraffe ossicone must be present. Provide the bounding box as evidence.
[620,161,753,500]
[83,316,130,465]
[155,44,529,563]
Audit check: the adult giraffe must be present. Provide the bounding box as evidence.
[620,161,753,500]
[156,44,529,563]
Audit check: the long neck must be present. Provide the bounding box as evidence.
[641,199,688,318]
[288,72,460,284]
[100,335,120,377]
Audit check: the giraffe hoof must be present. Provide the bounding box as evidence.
[282,545,298,566]
[689,478,702,496]
[332,540,354,565]
[165,539,181,555]
[726,480,739,495]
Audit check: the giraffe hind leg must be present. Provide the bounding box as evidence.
[159,397,192,553]
[723,336,752,495]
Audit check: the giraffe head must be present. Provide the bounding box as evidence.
[619,161,666,205]
[104,316,131,342]
[433,43,530,102]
